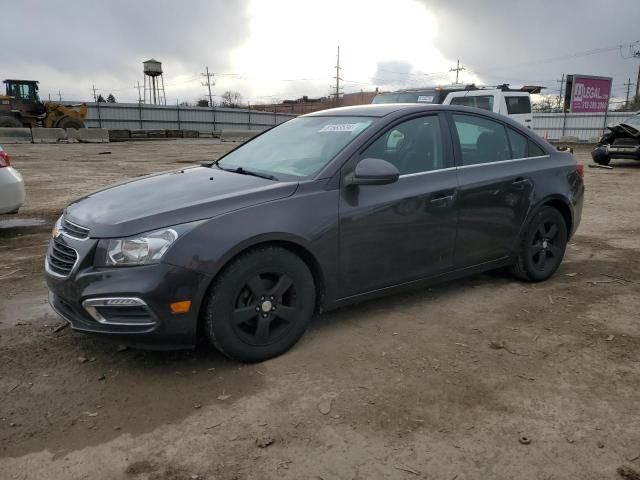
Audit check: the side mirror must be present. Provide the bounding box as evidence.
[347,158,399,186]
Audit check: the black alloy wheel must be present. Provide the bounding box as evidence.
[231,272,299,346]
[205,246,316,362]
[512,206,568,282]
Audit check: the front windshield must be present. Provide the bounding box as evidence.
[372,90,437,104]
[621,114,640,130]
[217,116,374,179]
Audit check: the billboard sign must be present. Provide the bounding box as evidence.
[568,75,612,113]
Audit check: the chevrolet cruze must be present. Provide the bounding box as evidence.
[46,104,584,362]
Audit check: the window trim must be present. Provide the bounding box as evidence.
[456,154,550,170]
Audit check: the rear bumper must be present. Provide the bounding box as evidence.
[46,260,212,350]
[0,167,25,214]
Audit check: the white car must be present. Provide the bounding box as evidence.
[0,145,25,214]
[372,84,540,128]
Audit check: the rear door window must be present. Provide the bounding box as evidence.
[452,114,510,166]
[507,129,528,159]
[507,128,547,158]
[505,96,531,114]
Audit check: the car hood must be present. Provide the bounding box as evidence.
[65,166,298,238]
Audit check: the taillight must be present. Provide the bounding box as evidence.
[576,163,584,179]
[0,151,10,168]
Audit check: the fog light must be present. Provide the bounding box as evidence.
[170,300,191,314]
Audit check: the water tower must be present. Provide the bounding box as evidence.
[143,59,166,105]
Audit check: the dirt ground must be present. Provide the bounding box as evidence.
[0,141,638,480]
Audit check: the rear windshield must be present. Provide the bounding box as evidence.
[505,96,531,114]
[372,90,438,104]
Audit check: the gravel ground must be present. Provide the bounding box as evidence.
[0,141,639,480]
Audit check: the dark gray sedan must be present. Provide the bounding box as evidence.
[46,104,584,362]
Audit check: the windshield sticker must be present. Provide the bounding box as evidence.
[417,95,434,103]
[319,123,363,133]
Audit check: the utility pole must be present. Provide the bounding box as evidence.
[632,48,640,99]
[57,90,63,102]
[91,84,98,102]
[333,46,343,106]
[624,78,632,108]
[636,61,640,100]
[135,81,143,104]
[557,74,565,111]
[449,59,465,84]
[201,67,215,107]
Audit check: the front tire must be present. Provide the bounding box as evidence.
[56,116,85,129]
[0,115,23,128]
[204,246,316,362]
[511,207,568,282]
[592,150,611,166]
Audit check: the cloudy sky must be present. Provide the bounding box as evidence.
[3,0,640,105]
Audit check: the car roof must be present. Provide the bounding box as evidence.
[301,103,515,122]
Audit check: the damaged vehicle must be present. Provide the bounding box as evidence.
[592,113,640,166]
[46,104,584,362]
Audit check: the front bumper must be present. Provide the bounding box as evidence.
[46,237,212,349]
[592,144,640,160]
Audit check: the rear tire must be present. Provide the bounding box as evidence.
[204,246,316,362]
[56,116,85,129]
[0,115,22,128]
[511,207,568,282]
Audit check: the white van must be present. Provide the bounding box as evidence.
[372,85,540,128]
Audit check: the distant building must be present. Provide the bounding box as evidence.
[252,90,378,114]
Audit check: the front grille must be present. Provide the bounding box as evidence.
[63,219,89,239]
[47,237,78,276]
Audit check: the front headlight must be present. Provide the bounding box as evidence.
[96,227,179,267]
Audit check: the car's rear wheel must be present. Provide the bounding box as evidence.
[204,246,316,362]
[511,206,568,282]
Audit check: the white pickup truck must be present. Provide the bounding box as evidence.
[372,84,542,128]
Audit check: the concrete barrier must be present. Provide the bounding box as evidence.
[558,135,580,143]
[32,128,67,144]
[65,128,80,143]
[166,129,184,138]
[108,129,131,141]
[146,129,167,138]
[78,128,109,143]
[220,129,259,142]
[129,129,149,139]
[0,128,33,144]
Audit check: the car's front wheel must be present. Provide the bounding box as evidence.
[592,149,611,166]
[511,206,568,282]
[204,246,316,362]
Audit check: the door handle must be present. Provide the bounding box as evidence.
[430,194,455,205]
[512,177,529,186]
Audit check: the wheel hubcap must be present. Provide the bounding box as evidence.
[231,272,298,346]
[531,220,561,271]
